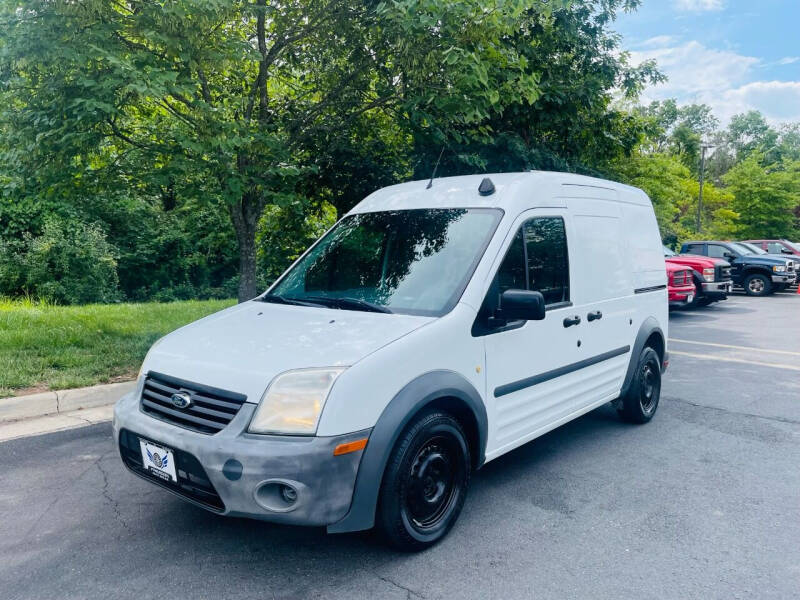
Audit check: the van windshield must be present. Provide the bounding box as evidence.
[266,208,502,316]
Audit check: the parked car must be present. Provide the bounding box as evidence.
[680,240,797,296]
[114,171,668,550]
[663,246,732,306]
[666,262,696,308]
[735,241,799,291]
[744,239,800,258]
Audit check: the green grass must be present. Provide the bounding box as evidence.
[0,297,236,397]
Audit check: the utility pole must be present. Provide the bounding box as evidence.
[696,144,714,233]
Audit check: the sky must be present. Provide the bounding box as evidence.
[614,0,800,125]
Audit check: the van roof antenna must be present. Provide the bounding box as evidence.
[426,146,445,189]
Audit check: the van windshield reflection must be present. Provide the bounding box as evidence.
[266,208,502,316]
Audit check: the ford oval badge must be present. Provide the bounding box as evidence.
[171,391,192,409]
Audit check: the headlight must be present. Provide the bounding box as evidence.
[773,265,786,273]
[248,368,346,435]
[702,268,715,282]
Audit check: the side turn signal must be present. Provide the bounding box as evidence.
[333,438,368,456]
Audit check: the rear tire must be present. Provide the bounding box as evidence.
[377,411,470,552]
[743,273,772,296]
[618,347,662,424]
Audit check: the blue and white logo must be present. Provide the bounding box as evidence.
[146,447,168,470]
[170,391,192,409]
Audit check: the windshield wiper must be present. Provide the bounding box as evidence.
[259,294,326,308]
[304,296,393,314]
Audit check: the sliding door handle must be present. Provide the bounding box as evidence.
[563,315,581,328]
[587,311,603,322]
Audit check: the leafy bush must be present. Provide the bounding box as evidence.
[14,218,121,304]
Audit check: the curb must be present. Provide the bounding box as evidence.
[0,380,135,424]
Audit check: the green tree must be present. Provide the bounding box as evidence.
[723,155,799,239]
[408,1,663,178]
[0,0,569,302]
[612,151,736,242]
[635,100,717,171]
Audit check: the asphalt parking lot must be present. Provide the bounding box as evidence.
[2,293,799,600]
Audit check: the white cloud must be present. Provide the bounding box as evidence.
[630,41,758,95]
[777,56,800,65]
[640,35,677,48]
[720,81,800,121]
[674,0,724,11]
[629,40,800,123]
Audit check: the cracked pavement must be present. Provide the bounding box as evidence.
[1,293,799,599]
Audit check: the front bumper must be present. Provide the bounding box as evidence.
[113,391,370,526]
[701,280,733,294]
[669,284,696,306]
[772,273,797,284]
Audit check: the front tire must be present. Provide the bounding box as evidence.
[618,347,662,424]
[377,411,470,552]
[743,273,772,296]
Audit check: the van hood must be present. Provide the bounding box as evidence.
[140,301,433,403]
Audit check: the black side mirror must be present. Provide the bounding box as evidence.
[500,289,546,321]
[781,248,793,254]
[724,252,736,260]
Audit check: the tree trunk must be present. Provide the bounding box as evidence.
[229,196,261,303]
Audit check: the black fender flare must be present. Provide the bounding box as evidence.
[742,267,772,279]
[327,370,487,534]
[619,317,666,399]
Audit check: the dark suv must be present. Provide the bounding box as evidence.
[680,241,797,296]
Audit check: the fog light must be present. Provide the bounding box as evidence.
[280,484,298,504]
[254,479,306,512]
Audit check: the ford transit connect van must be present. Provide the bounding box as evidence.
[114,171,668,550]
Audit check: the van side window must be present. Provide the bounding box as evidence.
[524,217,569,304]
[474,216,570,335]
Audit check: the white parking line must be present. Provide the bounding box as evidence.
[669,350,800,372]
[669,338,800,357]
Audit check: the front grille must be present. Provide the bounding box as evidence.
[671,271,690,286]
[717,265,732,281]
[140,372,247,434]
[118,429,225,512]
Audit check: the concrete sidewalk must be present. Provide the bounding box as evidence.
[0,380,134,442]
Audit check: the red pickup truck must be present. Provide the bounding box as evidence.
[666,262,696,308]
[664,246,733,307]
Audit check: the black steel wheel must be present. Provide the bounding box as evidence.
[618,346,662,424]
[377,411,470,551]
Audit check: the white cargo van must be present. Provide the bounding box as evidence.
[114,171,668,550]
